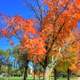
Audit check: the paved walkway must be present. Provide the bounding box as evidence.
[77,77,80,80]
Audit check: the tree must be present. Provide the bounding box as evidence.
[40,0,80,79]
[13,46,29,80]
[0,49,9,74]
[55,31,80,80]
[0,0,80,80]
[72,28,80,73]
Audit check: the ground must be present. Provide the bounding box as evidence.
[77,77,80,80]
[0,77,78,80]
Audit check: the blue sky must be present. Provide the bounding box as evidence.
[0,0,34,18]
[0,0,34,50]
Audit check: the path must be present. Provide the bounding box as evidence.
[77,77,80,80]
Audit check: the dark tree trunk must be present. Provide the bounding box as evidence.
[33,70,36,80]
[23,66,27,80]
[43,71,45,80]
[0,65,1,74]
[39,71,40,80]
[54,68,57,80]
[67,69,70,80]
[23,61,28,80]
[23,67,27,80]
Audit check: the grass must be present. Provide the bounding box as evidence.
[57,77,77,80]
[0,77,21,80]
[0,76,78,80]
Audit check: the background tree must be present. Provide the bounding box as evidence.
[0,49,9,74]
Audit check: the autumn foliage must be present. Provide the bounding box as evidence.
[0,0,80,72]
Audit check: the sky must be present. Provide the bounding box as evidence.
[0,0,34,18]
[0,0,80,51]
[0,0,34,50]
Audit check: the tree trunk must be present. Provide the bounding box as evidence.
[67,68,70,80]
[23,65,27,80]
[43,71,45,80]
[44,58,57,80]
[39,71,40,80]
[0,65,1,74]
[54,68,57,80]
[33,70,36,80]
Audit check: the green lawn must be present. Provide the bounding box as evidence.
[0,75,78,80]
[57,77,77,80]
[0,76,78,80]
[0,77,21,80]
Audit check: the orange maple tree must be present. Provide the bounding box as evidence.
[0,0,80,71]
